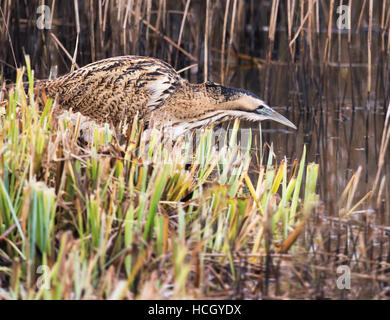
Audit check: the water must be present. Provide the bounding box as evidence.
[224,63,390,223]
[222,63,390,298]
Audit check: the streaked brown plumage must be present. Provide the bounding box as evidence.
[38,55,296,136]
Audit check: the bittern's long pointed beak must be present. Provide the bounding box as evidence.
[256,106,297,130]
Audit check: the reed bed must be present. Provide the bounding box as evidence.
[1,0,390,299]
[0,64,322,299]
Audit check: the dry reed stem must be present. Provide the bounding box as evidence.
[386,3,390,54]
[177,63,197,74]
[383,3,390,54]
[269,0,280,42]
[153,0,163,56]
[74,0,80,34]
[381,0,386,51]
[133,0,142,55]
[50,0,56,29]
[72,0,80,72]
[337,0,343,63]
[204,0,209,82]
[98,0,102,33]
[175,0,191,67]
[367,0,373,94]
[131,8,197,62]
[376,176,386,209]
[49,33,80,69]
[356,0,367,31]
[372,103,390,194]
[122,0,131,53]
[348,0,352,42]
[221,0,230,84]
[278,221,305,253]
[103,0,109,32]
[315,0,319,33]
[287,0,296,58]
[325,0,334,62]
[224,0,238,80]
[89,0,96,61]
[0,4,17,68]
[145,0,152,54]
[289,0,317,48]
[308,0,313,61]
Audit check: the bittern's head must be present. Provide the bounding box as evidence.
[203,81,297,130]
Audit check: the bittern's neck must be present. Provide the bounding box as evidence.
[168,82,220,109]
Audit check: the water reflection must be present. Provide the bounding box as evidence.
[223,64,390,221]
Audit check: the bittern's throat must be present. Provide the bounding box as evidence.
[37,56,296,136]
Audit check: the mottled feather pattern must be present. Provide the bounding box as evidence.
[36,55,296,136]
[39,56,184,125]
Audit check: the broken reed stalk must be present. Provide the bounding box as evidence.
[49,33,80,68]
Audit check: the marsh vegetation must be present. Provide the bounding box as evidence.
[0,0,390,299]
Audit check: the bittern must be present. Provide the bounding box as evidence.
[38,55,296,136]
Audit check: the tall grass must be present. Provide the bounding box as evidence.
[0,65,319,299]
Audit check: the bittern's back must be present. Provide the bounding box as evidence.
[38,56,184,125]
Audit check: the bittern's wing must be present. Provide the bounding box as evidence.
[40,56,184,123]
